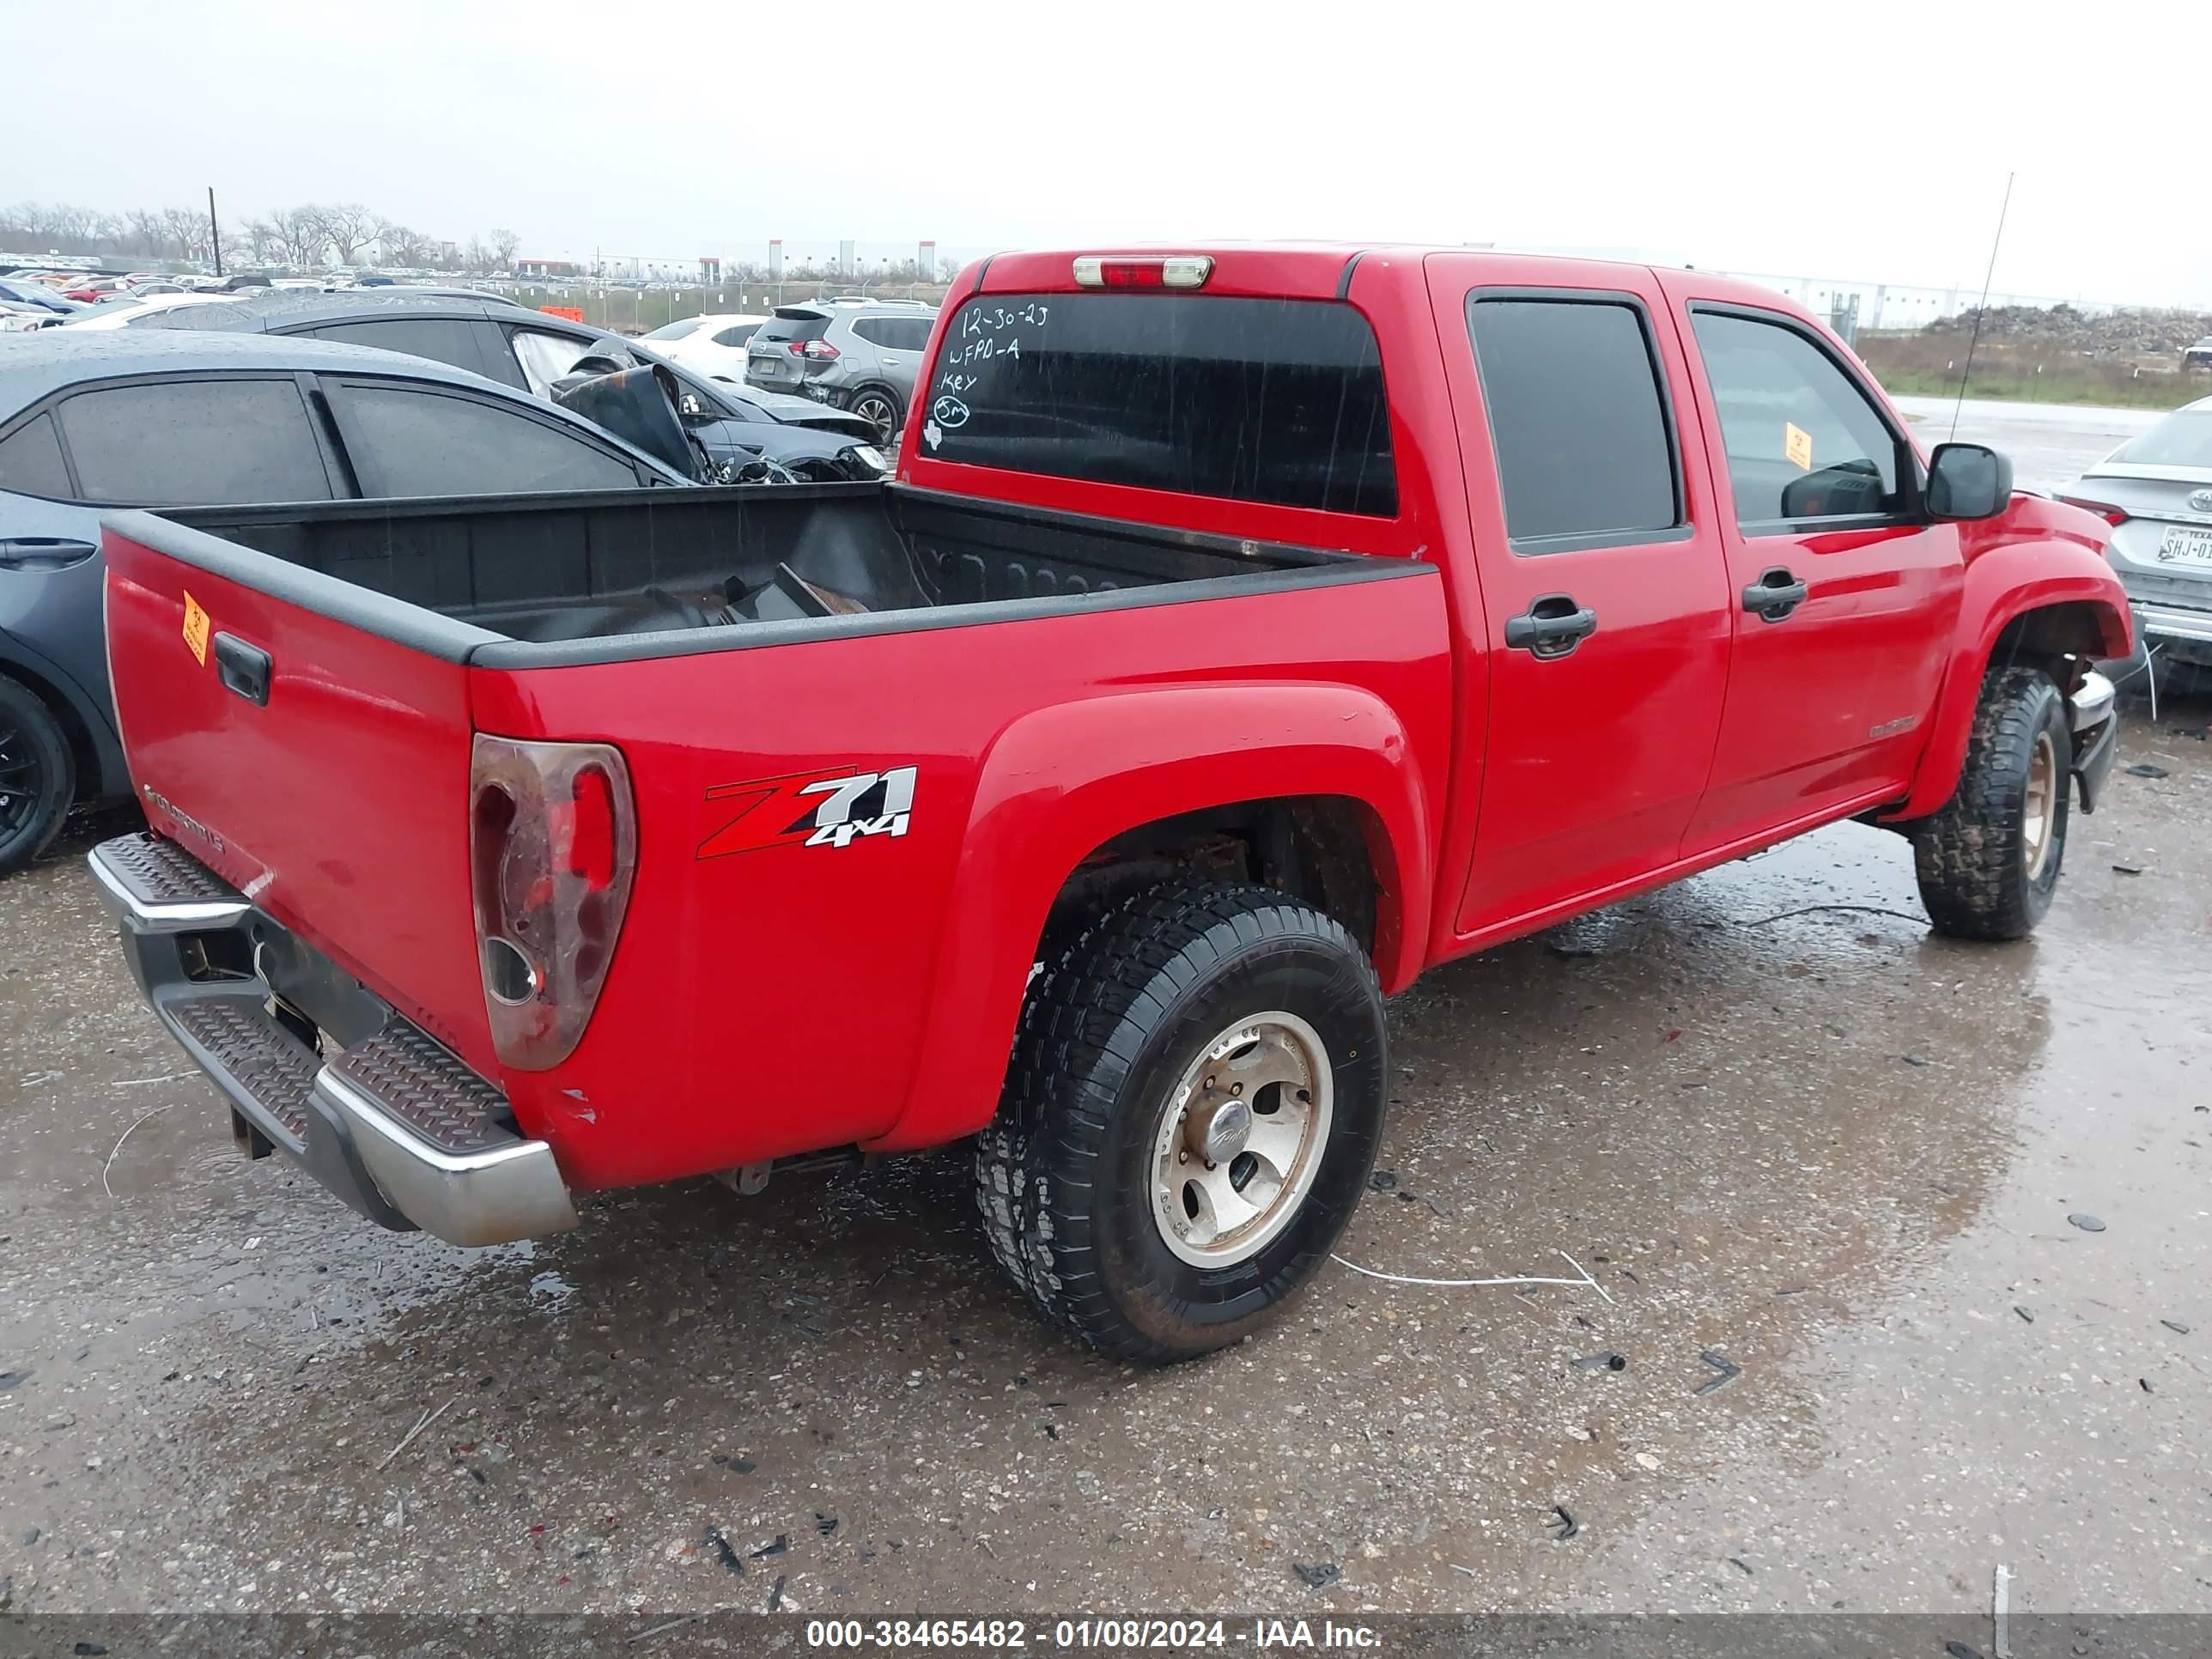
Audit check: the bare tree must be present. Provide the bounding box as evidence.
[263,205,328,269]
[377,222,433,266]
[312,203,386,264]
[462,234,493,273]
[487,228,521,270]
[160,206,215,264]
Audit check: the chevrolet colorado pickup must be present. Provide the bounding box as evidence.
[90,247,2130,1363]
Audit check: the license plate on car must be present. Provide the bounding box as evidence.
[2159,526,2212,568]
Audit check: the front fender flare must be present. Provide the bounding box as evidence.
[870,683,1433,1152]
[1888,544,2130,822]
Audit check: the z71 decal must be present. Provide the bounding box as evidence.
[697,764,918,860]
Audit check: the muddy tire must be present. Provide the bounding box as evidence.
[975,879,1387,1364]
[1913,666,2070,941]
[0,674,74,880]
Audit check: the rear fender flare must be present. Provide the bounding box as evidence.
[871,683,1433,1152]
[1890,544,2131,822]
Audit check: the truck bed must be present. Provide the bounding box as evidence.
[138,483,1366,666]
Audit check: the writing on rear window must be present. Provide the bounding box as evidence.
[921,292,1397,518]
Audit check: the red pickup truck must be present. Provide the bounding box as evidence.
[90,247,2129,1364]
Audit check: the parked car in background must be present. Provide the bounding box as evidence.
[744,296,937,442]
[2061,393,2212,696]
[638,313,768,380]
[0,329,698,876]
[60,278,127,302]
[58,292,244,328]
[2184,337,2212,373]
[0,277,87,316]
[0,301,63,333]
[145,291,886,481]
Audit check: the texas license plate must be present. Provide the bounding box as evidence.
[2159,526,2212,568]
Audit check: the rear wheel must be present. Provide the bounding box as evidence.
[0,674,75,879]
[1913,666,2070,940]
[847,385,902,446]
[975,879,1388,1364]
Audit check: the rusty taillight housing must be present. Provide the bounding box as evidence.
[468,735,637,1070]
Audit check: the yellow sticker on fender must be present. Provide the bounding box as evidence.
[1784,422,1814,471]
[181,591,210,666]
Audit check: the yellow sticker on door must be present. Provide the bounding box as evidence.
[181,592,210,667]
[1784,422,1814,471]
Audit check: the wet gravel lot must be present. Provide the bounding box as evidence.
[2,407,2206,1623]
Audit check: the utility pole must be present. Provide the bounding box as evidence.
[208,186,223,276]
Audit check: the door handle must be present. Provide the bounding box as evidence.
[1504,593,1598,659]
[1742,567,1810,622]
[213,633,270,707]
[0,536,99,570]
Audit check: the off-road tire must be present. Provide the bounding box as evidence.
[1913,666,2070,940]
[0,675,74,880]
[975,879,1388,1364]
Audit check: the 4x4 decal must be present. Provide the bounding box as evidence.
[696,764,917,860]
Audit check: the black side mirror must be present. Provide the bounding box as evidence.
[1926,442,2013,521]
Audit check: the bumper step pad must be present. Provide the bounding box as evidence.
[165,993,318,1147]
[325,1024,512,1154]
[94,831,240,907]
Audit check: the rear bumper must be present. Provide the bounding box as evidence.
[89,832,578,1248]
[2132,600,2212,659]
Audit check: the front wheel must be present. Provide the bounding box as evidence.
[1914,666,2071,940]
[976,880,1388,1364]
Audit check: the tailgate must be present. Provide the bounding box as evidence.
[101,509,501,1072]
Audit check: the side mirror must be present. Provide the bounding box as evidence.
[1926,442,2013,521]
[678,391,707,418]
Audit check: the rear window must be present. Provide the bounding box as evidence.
[1468,296,1680,545]
[921,292,1396,517]
[58,379,332,505]
[2109,410,2212,470]
[756,310,830,345]
[0,412,71,498]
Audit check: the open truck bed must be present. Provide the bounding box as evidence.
[149,482,1366,660]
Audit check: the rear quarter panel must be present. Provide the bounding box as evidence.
[471,568,1451,1190]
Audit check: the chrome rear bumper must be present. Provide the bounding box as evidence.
[88,832,577,1248]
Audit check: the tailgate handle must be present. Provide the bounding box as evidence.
[213,634,271,707]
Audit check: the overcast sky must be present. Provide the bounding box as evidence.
[21,0,2209,306]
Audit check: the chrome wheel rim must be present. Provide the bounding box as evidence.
[854,394,895,441]
[0,717,42,839]
[1150,1011,1334,1268]
[2023,730,2058,880]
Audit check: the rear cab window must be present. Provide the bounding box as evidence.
[916,291,1397,517]
[1465,294,1682,550]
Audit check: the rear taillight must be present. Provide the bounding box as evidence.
[469,735,637,1071]
[2057,495,2130,527]
[801,338,840,360]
